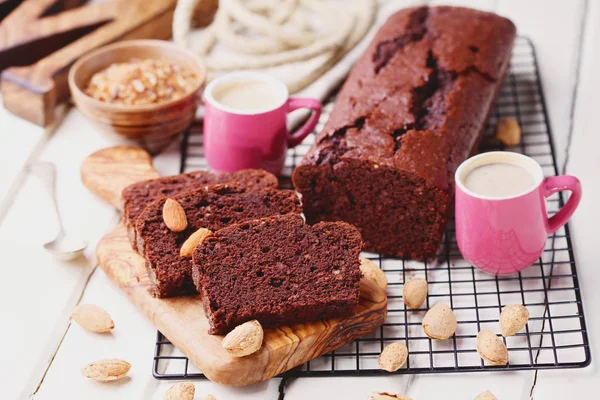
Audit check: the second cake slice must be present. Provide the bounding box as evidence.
[136,184,302,297]
[192,214,363,335]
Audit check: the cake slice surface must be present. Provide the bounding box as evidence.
[192,214,363,335]
[136,184,301,297]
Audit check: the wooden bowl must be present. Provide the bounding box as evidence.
[69,40,206,153]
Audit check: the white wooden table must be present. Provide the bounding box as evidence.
[1,0,598,399]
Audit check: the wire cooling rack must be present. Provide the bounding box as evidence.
[153,37,590,380]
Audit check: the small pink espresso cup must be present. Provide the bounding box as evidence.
[203,72,322,174]
[455,152,582,275]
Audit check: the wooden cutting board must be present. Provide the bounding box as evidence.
[81,146,388,386]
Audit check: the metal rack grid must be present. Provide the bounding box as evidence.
[153,37,590,380]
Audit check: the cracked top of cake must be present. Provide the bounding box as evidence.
[300,6,516,191]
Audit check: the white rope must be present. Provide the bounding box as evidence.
[173,0,376,92]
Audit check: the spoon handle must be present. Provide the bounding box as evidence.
[29,162,65,234]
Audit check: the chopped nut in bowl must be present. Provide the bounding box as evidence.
[69,40,206,154]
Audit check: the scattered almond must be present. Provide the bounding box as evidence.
[82,358,131,382]
[205,395,217,400]
[422,303,457,340]
[378,342,408,372]
[165,382,195,400]
[477,329,508,365]
[163,198,188,232]
[180,228,213,257]
[495,116,521,146]
[222,320,264,357]
[499,304,530,337]
[360,271,387,303]
[360,258,388,289]
[369,393,413,400]
[402,277,428,309]
[475,390,497,400]
[71,304,114,333]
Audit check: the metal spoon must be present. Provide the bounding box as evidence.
[30,162,88,261]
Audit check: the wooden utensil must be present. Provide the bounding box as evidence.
[81,146,388,386]
[0,0,177,127]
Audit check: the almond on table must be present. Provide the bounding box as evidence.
[81,358,130,382]
[475,390,497,400]
[71,304,114,333]
[165,382,195,400]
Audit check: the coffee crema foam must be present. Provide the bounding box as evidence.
[212,80,282,111]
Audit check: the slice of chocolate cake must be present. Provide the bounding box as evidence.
[122,169,278,247]
[136,184,302,298]
[192,214,363,335]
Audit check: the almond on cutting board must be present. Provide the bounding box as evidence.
[165,382,195,400]
[477,329,508,365]
[360,258,388,289]
[180,228,213,257]
[402,277,428,309]
[422,303,457,340]
[163,198,188,232]
[360,270,387,303]
[82,358,130,382]
[499,304,530,337]
[378,342,408,372]
[369,393,413,400]
[71,304,114,333]
[475,390,497,400]
[222,320,264,357]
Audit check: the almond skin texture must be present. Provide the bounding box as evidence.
[422,303,457,339]
[165,382,195,400]
[378,342,408,372]
[163,198,188,232]
[180,228,213,257]
[360,258,388,289]
[475,390,497,400]
[403,277,428,309]
[222,320,264,357]
[360,271,387,303]
[369,393,413,400]
[477,329,508,365]
[71,304,114,333]
[496,116,521,146]
[82,358,130,382]
[499,304,530,337]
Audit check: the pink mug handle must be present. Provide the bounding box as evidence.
[544,175,582,233]
[286,98,322,148]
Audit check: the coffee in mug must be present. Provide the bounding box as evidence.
[212,80,283,111]
[455,151,582,275]
[464,162,536,197]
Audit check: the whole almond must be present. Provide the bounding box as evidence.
[369,393,413,400]
[222,320,264,357]
[378,342,408,372]
[205,396,217,400]
[165,382,195,400]
[163,198,188,232]
[495,116,521,146]
[82,358,130,382]
[403,277,428,309]
[422,303,457,340]
[477,329,508,365]
[360,272,387,303]
[499,304,530,337]
[360,258,388,289]
[71,304,114,333]
[180,228,213,257]
[475,390,497,400]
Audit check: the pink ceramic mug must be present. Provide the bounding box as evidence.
[203,72,322,174]
[455,152,582,275]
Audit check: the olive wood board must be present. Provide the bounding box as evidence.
[81,146,388,386]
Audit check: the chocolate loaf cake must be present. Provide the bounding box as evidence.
[136,184,302,297]
[122,169,277,247]
[292,6,516,259]
[192,214,363,335]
